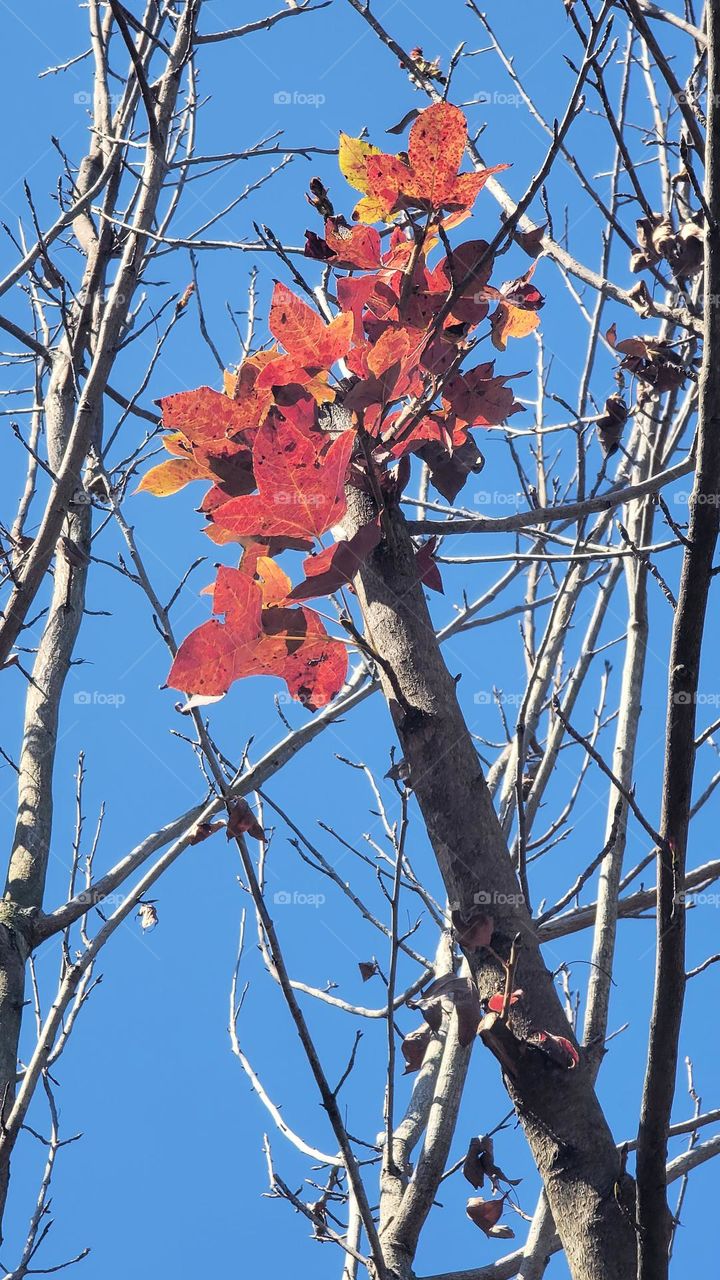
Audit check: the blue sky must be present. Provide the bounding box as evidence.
[0,2,718,1277]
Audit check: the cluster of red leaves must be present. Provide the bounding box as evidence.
[138,102,545,712]
[402,976,579,1073]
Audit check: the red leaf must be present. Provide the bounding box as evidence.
[527,1030,579,1069]
[486,988,523,1013]
[444,364,523,428]
[288,522,381,601]
[159,385,260,450]
[418,435,485,503]
[323,218,382,269]
[167,567,263,697]
[415,538,443,594]
[257,604,348,709]
[167,567,348,710]
[213,417,354,542]
[408,102,468,206]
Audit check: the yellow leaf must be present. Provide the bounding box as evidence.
[352,194,395,225]
[338,133,381,195]
[305,372,336,406]
[135,457,205,497]
[255,555,292,607]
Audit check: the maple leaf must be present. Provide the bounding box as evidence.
[263,281,352,377]
[213,416,354,543]
[319,218,382,270]
[444,363,523,428]
[418,435,485,503]
[488,266,545,351]
[159,386,259,451]
[345,105,507,222]
[257,604,348,709]
[338,132,382,195]
[168,566,347,710]
[288,522,381,601]
[167,567,263,697]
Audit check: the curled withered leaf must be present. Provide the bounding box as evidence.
[226,797,265,842]
[476,1134,521,1192]
[385,755,411,784]
[401,1024,434,1073]
[137,902,158,931]
[466,1196,514,1238]
[188,820,224,845]
[615,338,686,393]
[675,221,704,277]
[463,1136,486,1189]
[635,215,662,260]
[516,223,546,258]
[651,216,676,260]
[596,395,628,457]
[628,280,652,317]
[629,249,653,275]
[451,907,494,950]
[358,960,379,982]
[413,974,482,1046]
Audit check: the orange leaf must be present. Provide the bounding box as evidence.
[268,282,352,369]
[159,386,259,451]
[407,101,467,206]
[136,456,206,497]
